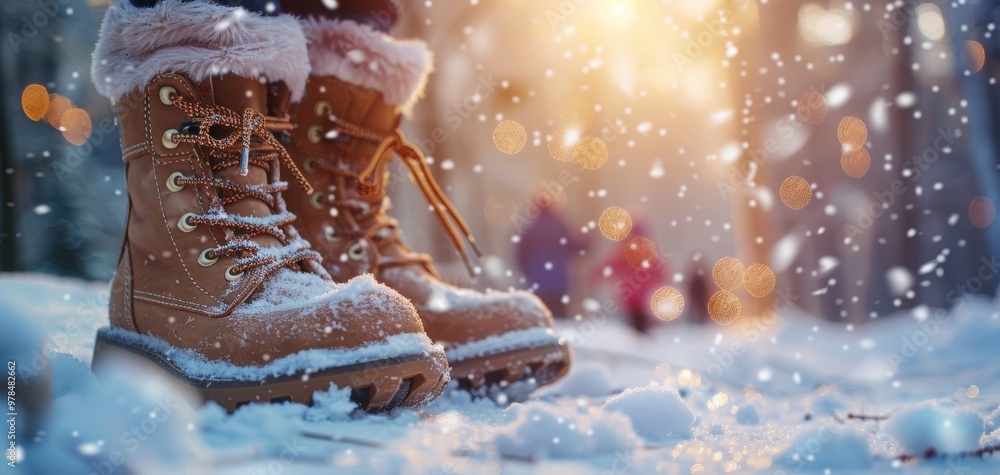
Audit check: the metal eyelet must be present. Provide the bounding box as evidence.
[162,129,180,149]
[348,242,366,261]
[314,100,333,117]
[177,213,198,233]
[159,86,177,105]
[308,125,323,144]
[324,227,340,242]
[166,172,185,192]
[198,249,218,267]
[310,192,326,209]
[225,265,244,282]
[303,157,319,174]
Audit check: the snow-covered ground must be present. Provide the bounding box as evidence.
[4,272,1000,474]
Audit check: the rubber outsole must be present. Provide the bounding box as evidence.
[448,342,571,401]
[91,328,449,413]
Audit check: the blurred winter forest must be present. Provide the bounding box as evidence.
[1,0,999,324]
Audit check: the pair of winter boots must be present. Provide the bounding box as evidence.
[89,0,570,411]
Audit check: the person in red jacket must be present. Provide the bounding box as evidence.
[593,219,670,334]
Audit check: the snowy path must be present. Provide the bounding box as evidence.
[3,272,1000,474]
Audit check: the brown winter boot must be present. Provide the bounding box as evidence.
[88,1,448,412]
[285,17,571,398]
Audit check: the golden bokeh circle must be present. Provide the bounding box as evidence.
[969,196,996,228]
[744,263,776,298]
[713,256,745,291]
[547,129,578,162]
[598,206,632,241]
[493,120,527,155]
[837,116,868,151]
[624,235,657,270]
[966,40,986,73]
[650,286,685,322]
[779,175,812,210]
[576,136,609,170]
[708,290,741,325]
[796,91,828,125]
[560,100,593,130]
[60,108,93,146]
[484,195,517,227]
[21,84,49,122]
[840,147,871,178]
[45,94,73,129]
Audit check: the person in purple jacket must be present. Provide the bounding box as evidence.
[516,195,586,318]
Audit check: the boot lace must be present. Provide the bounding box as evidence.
[308,114,484,278]
[166,93,321,277]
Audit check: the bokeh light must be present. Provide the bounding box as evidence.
[59,108,93,146]
[840,147,871,178]
[798,5,854,46]
[598,206,632,241]
[559,100,593,130]
[779,176,812,210]
[969,196,996,228]
[576,136,609,170]
[547,129,579,162]
[967,385,980,399]
[21,84,49,121]
[45,94,73,129]
[650,286,684,322]
[708,290,741,325]
[837,116,867,152]
[713,256,745,291]
[624,235,657,270]
[484,195,517,226]
[796,91,828,125]
[966,40,986,73]
[492,119,527,154]
[744,264,776,298]
[915,3,946,41]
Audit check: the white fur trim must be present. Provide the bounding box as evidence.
[92,0,310,101]
[300,17,433,115]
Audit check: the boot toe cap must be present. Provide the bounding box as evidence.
[193,273,427,366]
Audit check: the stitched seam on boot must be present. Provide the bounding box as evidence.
[123,145,149,161]
[150,154,223,306]
[122,142,147,156]
[145,78,222,306]
[134,290,213,313]
[122,241,138,332]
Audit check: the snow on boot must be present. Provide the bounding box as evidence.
[89,0,448,412]
[284,17,571,398]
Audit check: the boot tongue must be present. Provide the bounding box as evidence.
[319,79,431,266]
[326,79,400,209]
[209,75,282,248]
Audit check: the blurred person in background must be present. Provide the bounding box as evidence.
[685,255,710,325]
[516,188,587,318]
[592,216,670,334]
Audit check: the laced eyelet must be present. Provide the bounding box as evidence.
[314,100,332,117]
[303,157,319,174]
[177,213,198,233]
[324,228,340,242]
[348,242,366,261]
[310,192,326,209]
[159,86,177,106]
[162,129,180,149]
[225,265,243,282]
[308,125,323,144]
[198,249,218,267]
[165,172,185,192]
